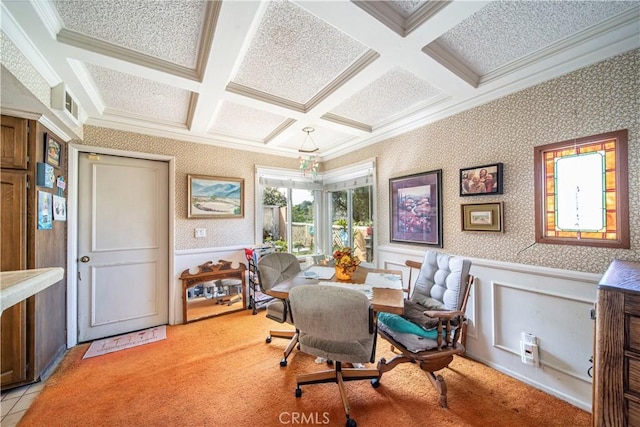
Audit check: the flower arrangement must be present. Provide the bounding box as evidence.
[333,247,360,278]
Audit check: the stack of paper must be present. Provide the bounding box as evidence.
[301,266,336,280]
[364,273,403,289]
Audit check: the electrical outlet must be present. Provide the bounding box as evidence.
[194,228,207,238]
[521,331,537,345]
[520,332,540,367]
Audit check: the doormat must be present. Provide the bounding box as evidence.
[83,325,166,359]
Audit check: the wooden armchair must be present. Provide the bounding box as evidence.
[374,251,474,408]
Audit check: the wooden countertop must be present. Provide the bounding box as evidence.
[0,268,64,313]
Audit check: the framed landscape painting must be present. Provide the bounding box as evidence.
[389,169,443,247]
[187,174,244,218]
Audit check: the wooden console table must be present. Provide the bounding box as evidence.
[179,260,246,323]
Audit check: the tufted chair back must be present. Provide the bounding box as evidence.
[258,253,301,292]
[410,250,472,311]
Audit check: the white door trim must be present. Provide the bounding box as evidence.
[66,144,175,348]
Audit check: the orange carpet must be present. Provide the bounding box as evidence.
[19,310,590,426]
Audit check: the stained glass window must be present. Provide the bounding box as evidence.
[534,130,629,248]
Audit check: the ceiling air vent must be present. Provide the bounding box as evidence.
[51,83,80,124]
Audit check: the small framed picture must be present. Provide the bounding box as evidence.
[45,133,62,168]
[38,191,53,230]
[460,163,503,196]
[461,202,504,232]
[53,195,67,221]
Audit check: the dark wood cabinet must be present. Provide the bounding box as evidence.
[0,115,67,390]
[593,259,640,426]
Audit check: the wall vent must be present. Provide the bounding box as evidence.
[51,83,80,124]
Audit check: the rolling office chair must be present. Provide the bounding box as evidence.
[375,250,474,408]
[289,284,379,427]
[257,252,301,367]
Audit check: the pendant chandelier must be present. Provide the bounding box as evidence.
[298,127,319,177]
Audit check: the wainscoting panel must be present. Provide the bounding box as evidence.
[492,280,595,382]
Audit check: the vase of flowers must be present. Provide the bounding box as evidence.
[333,247,360,281]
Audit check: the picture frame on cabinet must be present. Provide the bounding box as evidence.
[38,191,53,229]
[44,133,62,168]
[36,162,55,188]
[460,163,503,196]
[53,195,67,221]
[389,169,443,247]
[187,174,244,218]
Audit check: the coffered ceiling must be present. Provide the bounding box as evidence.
[1,0,638,160]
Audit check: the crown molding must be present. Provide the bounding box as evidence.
[57,29,199,82]
[321,113,371,133]
[1,3,60,86]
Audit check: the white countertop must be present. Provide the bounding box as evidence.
[0,268,65,312]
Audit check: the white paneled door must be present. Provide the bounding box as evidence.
[77,153,169,342]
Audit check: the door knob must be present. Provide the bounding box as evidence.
[80,256,90,263]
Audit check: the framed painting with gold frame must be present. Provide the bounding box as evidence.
[461,202,504,232]
[187,174,244,218]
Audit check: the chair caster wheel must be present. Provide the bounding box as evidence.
[295,387,302,398]
[280,359,288,367]
[266,337,272,343]
[346,418,357,427]
[371,378,380,388]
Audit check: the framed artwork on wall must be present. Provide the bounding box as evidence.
[389,169,442,247]
[460,162,503,196]
[187,174,244,218]
[461,202,504,232]
[44,133,62,168]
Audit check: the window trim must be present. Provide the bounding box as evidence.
[534,129,629,248]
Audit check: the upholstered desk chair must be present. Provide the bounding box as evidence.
[289,285,379,427]
[376,250,474,408]
[257,252,301,367]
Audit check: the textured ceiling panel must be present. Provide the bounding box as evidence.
[329,67,443,126]
[85,64,190,123]
[433,1,636,76]
[210,101,290,141]
[232,1,368,104]
[54,0,205,68]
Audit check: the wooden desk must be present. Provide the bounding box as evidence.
[267,266,404,314]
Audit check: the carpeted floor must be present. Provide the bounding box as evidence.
[19,309,591,427]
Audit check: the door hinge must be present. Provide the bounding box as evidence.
[26,177,30,189]
[77,271,82,281]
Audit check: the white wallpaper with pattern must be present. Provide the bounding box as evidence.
[326,49,639,274]
[79,50,637,274]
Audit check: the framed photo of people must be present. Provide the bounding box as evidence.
[460,163,503,196]
[389,169,442,247]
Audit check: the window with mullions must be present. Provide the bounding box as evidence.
[534,129,629,248]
